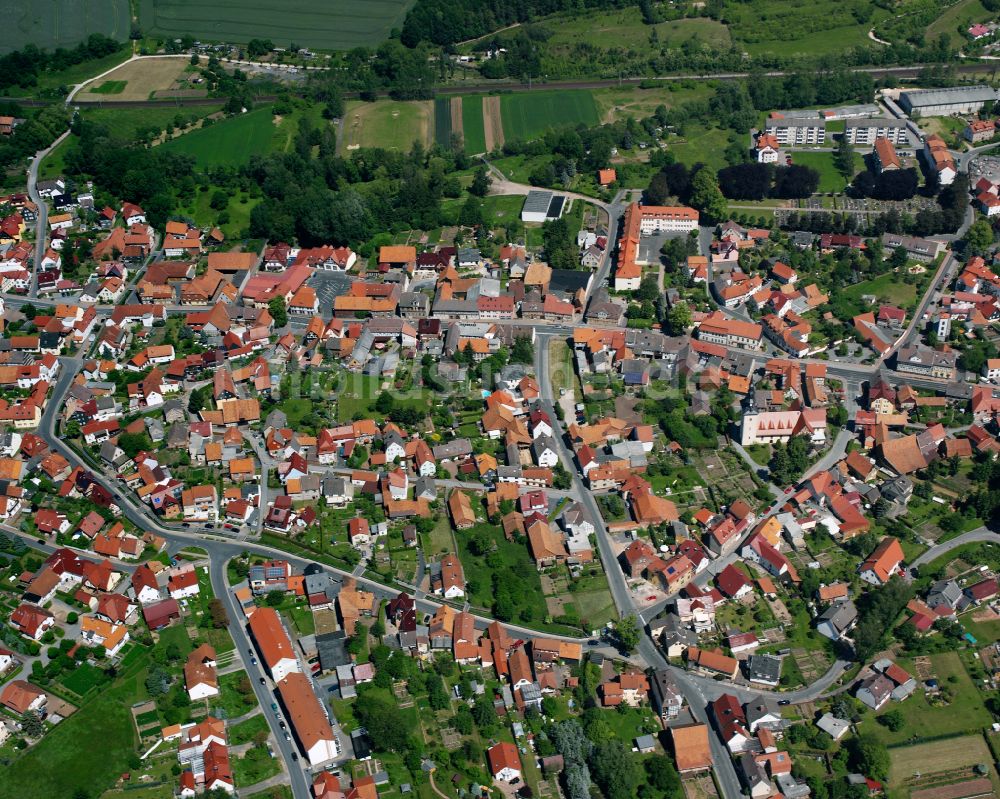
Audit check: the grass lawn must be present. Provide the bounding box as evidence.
[176,185,260,240]
[789,150,861,193]
[572,570,618,630]
[745,444,771,467]
[544,8,731,51]
[279,398,313,428]
[889,734,999,796]
[725,0,890,56]
[547,338,578,402]
[216,670,259,719]
[286,605,316,636]
[160,106,277,168]
[84,104,223,142]
[670,127,731,172]
[91,80,127,94]
[859,652,991,746]
[26,47,132,94]
[425,515,456,558]
[918,115,968,148]
[158,623,194,660]
[839,271,919,311]
[229,713,270,745]
[462,96,487,154]
[0,663,146,799]
[341,100,431,152]
[500,91,599,142]
[38,135,73,181]
[592,83,714,124]
[962,613,1000,645]
[455,522,550,626]
[232,745,282,785]
[60,662,108,696]
[601,705,660,742]
[481,194,524,223]
[336,374,429,423]
[926,0,991,47]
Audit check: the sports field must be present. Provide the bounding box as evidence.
[160,106,277,167]
[499,90,599,143]
[76,57,197,101]
[90,80,126,94]
[0,0,129,54]
[341,100,432,153]
[139,0,414,50]
[462,97,487,154]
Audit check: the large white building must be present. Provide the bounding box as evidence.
[277,672,340,766]
[740,408,827,447]
[763,118,826,146]
[899,85,1000,116]
[844,118,909,146]
[520,190,564,223]
[247,607,301,682]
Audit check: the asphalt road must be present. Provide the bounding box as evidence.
[533,330,749,798]
[26,130,70,299]
[534,330,636,617]
[208,553,316,797]
[909,528,1000,569]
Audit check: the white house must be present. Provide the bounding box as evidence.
[185,644,220,701]
[532,435,560,468]
[167,565,201,600]
[487,742,522,783]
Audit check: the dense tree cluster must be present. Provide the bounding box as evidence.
[401,0,625,47]
[718,162,820,200]
[768,436,811,485]
[644,160,726,220]
[244,123,471,245]
[304,41,437,101]
[852,578,914,661]
[851,167,920,201]
[500,123,634,178]
[62,117,196,228]
[0,104,70,172]
[541,216,580,270]
[0,34,122,93]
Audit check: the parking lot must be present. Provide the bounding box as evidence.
[970,154,1000,183]
[638,230,688,264]
[310,271,353,314]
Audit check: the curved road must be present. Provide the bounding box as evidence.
[909,528,1000,569]
[26,129,70,298]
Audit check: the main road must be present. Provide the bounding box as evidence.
[909,528,1000,569]
[25,129,70,299]
[533,329,746,799]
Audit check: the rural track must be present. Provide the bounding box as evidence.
[9,60,1000,110]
